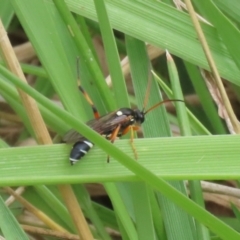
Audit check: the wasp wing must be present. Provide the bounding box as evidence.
[63,111,131,143]
[63,129,85,143]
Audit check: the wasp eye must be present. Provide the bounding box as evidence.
[116,111,123,116]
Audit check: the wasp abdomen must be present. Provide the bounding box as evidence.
[69,140,94,165]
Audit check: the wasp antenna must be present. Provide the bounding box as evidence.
[144,99,184,115]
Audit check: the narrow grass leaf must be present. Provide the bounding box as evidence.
[72,185,112,240]
[154,73,211,135]
[126,36,170,135]
[127,37,195,240]
[93,0,129,107]
[0,139,9,148]
[33,77,55,98]
[0,195,28,239]
[23,187,72,232]
[32,186,74,231]
[75,15,100,67]
[105,183,138,240]
[167,51,191,135]
[20,64,48,79]
[131,183,156,240]
[147,187,167,239]
[126,36,161,239]
[92,202,118,230]
[92,3,138,237]
[231,204,240,225]
[167,52,210,240]
[184,61,226,134]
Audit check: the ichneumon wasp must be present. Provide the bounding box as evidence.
[63,59,183,165]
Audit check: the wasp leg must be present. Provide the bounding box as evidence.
[130,126,139,160]
[121,125,140,160]
[78,84,100,119]
[76,58,100,119]
[107,125,121,163]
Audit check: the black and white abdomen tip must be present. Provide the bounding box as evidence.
[69,140,94,165]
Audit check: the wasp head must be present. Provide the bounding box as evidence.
[133,109,145,124]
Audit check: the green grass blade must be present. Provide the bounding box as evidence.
[1,16,240,240]
[10,0,87,118]
[154,73,211,135]
[66,0,240,85]
[91,4,137,238]
[0,78,69,135]
[167,51,191,135]
[0,139,9,148]
[105,183,138,240]
[0,195,28,239]
[231,203,240,223]
[93,0,129,107]
[126,37,196,240]
[3,1,240,239]
[75,15,100,67]
[194,0,240,72]
[126,36,170,135]
[71,185,112,240]
[0,0,14,28]
[53,0,115,112]
[167,52,210,240]
[126,36,164,239]
[214,0,240,24]
[184,62,226,134]
[20,64,48,79]
[1,135,240,184]
[148,187,166,239]
[0,80,33,135]
[92,202,118,230]
[23,187,72,231]
[32,186,74,231]
[3,43,239,239]
[131,183,156,240]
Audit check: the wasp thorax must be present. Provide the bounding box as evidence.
[116,110,123,116]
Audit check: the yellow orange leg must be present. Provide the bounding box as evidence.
[121,125,139,160]
[130,126,139,160]
[107,125,121,163]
